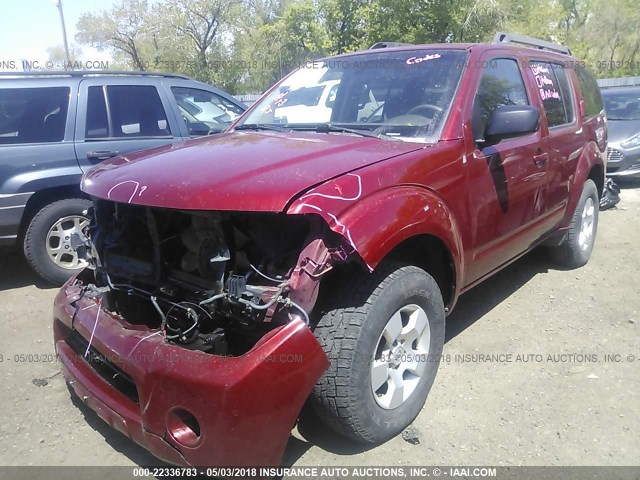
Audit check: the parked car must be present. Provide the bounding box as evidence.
[54,33,606,467]
[0,71,245,283]
[602,86,640,177]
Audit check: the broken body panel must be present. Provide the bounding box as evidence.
[54,282,328,466]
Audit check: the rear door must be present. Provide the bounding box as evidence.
[463,54,550,283]
[74,78,183,172]
[0,80,79,243]
[525,60,581,225]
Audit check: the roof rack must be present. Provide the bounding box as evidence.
[492,32,571,56]
[369,42,414,50]
[0,70,192,80]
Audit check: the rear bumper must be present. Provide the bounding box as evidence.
[53,277,329,467]
[0,192,32,246]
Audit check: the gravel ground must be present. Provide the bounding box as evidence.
[0,183,638,472]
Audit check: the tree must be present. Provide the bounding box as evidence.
[235,0,328,92]
[159,0,240,77]
[73,0,640,90]
[320,0,370,54]
[362,0,462,45]
[577,0,640,77]
[76,0,158,70]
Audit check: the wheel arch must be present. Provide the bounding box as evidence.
[562,141,605,227]
[19,184,88,240]
[289,184,464,311]
[382,233,456,309]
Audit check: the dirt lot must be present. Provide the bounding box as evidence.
[0,183,638,470]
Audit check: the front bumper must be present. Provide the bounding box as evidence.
[53,278,328,467]
[606,146,640,177]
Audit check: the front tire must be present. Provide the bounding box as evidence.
[23,198,91,285]
[311,263,446,443]
[550,179,599,269]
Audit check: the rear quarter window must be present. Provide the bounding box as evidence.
[575,65,604,117]
[0,87,70,144]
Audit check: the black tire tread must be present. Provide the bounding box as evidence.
[550,179,598,269]
[23,198,91,285]
[312,262,435,442]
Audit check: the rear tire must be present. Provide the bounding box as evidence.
[311,262,445,443]
[23,198,91,285]
[550,179,599,269]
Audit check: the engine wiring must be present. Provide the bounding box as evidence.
[249,263,284,284]
[88,204,318,353]
[105,268,310,344]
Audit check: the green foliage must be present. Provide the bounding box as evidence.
[76,0,158,70]
[74,0,640,93]
[363,0,462,45]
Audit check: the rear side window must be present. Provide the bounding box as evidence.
[530,62,574,127]
[85,85,171,139]
[0,87,70,144]
[472,58,529,141]
[575,65,604,117]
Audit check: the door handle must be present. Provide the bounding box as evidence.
[87,150,118,160]
[533,152,548,167]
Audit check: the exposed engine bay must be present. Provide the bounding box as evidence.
[74,200,353,356]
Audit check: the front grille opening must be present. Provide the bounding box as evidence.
[66,330,140,405]
[607,148,624,162]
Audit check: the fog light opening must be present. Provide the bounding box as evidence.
[167,408,201,447]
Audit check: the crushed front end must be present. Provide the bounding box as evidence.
[52,200,359,466]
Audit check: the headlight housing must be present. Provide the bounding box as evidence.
[621,132,640,149]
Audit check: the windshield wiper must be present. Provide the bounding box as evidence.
[290,123,382,139]
[233,123,291,132]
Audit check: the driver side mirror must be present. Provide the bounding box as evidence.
[484,105,540,144]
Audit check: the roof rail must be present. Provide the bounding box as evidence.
[492,32,571,56]
[0,70,193,80]
[369,41,414,50]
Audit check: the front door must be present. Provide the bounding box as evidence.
[464,55,550,284]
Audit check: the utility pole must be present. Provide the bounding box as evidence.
[55,0,71,63]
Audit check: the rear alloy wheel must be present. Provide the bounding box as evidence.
[24,198,92,285]
[550,179,599,269]
[312,263,445,443]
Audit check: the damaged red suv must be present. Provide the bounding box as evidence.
[53,33,606,467]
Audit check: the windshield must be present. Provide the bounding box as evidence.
[603,89,640,120]
[240,49,468,142]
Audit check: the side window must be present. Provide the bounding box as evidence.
[171,87,243,136]
[530,62,573,127]
[472,58,529,141]
[0,87,69,144]
[107,85,171,137]
[85,85,171,139]
[575,65,604,117]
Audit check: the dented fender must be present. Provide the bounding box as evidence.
[561,140,605,228]
[288,176,463,293]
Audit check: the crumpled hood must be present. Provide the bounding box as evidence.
[81,131,423,211]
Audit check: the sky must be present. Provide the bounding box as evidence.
[0,0,113,68]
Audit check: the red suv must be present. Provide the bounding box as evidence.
[53,33,606,467]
